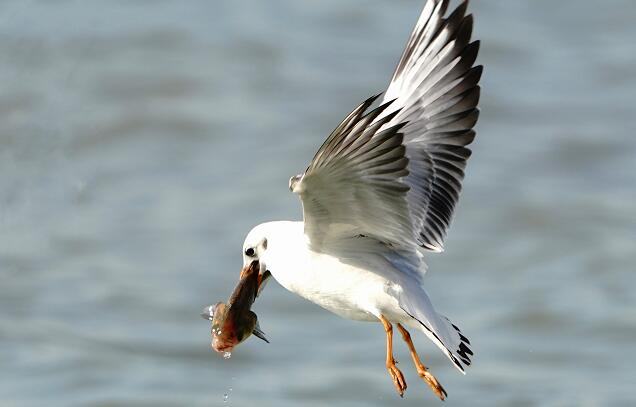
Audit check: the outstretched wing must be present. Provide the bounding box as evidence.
[382,0,482,252]
[291,0,481,253]
[290,96,415,250]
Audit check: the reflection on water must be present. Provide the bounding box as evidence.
[1,0,635,405]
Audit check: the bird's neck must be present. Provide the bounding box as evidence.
[260,221,308,292]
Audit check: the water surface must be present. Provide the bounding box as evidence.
[1,0,635,405]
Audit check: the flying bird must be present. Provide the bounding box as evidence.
[238,0,480,399]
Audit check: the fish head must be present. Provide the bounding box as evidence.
[207,302,238,352]
[209,306,259,353]
[216,311,268,349]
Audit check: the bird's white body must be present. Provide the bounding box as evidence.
[254,221,404,322]
[238,0,480,377]
[244,221,468,371]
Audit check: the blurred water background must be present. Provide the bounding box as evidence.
[1,0,635,406]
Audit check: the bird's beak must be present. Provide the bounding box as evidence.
[255,261,271,297]
[257,268,271,297]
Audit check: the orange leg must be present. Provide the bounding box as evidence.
[397,323,447,400]
[379,315,407,397]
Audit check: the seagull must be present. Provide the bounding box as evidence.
[239,0,480,400]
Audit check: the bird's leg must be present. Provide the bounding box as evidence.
[396,323,447,401]
[379,315,407,397]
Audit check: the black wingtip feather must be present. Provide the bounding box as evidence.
[445,1,468,27]
[451,322,474,368]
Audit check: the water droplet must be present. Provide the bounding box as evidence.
[223,386,233,403]
[223,351,232,360]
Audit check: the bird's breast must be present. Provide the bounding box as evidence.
[269,249,396,322]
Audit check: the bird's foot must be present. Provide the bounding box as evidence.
[386,359,407,397]
[415,364,447,401]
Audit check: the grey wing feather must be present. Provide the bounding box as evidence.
[292,0,481,256]
[292,96,416,250]
[382,0,482,252]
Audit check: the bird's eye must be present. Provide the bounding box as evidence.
[245,248,255,257]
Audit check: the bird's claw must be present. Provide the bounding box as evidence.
[416,365,447,401]
[387,360,407,397]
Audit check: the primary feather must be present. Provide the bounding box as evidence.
[382,0,482,253]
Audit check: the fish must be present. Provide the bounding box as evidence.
[201,260,269,353]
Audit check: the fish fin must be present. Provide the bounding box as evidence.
[253,321,269,343]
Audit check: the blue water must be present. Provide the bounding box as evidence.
[1,0,635,405]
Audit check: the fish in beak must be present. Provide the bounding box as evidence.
[201,260,269,353]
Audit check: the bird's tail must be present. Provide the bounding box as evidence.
[397,287,473,373]
[436,314,473,372]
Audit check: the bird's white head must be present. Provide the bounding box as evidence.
[241,223,270,295]
[242,223,270,267]
[241,221,304,291]
[241,222,285,294]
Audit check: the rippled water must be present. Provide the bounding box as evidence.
[1,0,635,405]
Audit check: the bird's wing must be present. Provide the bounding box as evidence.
[290,96,416,250]
[381,0,481,252]
[291,0,481,253]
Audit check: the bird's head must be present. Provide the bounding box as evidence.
[242,225,272,296]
